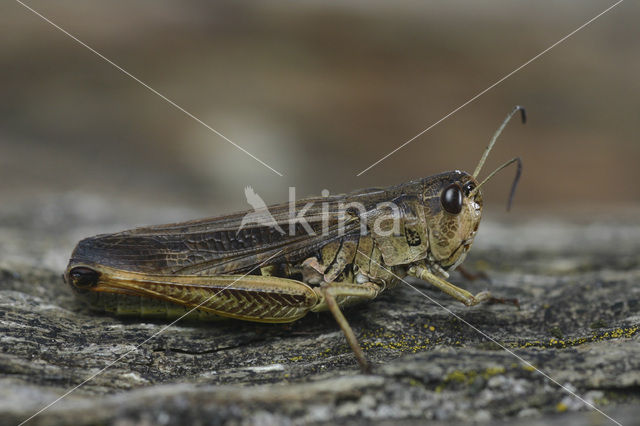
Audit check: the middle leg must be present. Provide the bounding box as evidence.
[313,281,381,372]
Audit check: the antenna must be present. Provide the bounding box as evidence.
[472,105,526,179]
[470,157,522,211]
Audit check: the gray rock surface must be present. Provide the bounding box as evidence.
[1,195,639,425]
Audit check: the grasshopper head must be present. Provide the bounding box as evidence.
[422,171,482,271]
[424,105,525,271]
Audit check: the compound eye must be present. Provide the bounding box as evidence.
[441,183,463,215]
[68,267,100,289]
[463,181,476,197]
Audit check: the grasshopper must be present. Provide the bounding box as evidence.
[65,106,525,372]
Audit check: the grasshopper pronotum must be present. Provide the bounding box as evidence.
[65,106,525,372]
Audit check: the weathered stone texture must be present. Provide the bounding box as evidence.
[1,197,638,425]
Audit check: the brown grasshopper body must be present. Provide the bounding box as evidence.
[65,107,525,371]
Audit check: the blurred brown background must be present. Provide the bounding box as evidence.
[1,0,638,218]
